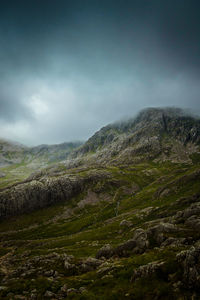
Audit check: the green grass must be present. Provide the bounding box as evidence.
[0,161,200,299]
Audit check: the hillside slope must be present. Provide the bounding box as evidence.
[0,107,200,299]
[68,107,200,167]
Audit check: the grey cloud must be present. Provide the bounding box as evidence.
[0,0,199,145]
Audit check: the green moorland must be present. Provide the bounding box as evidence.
[0,159,200,299]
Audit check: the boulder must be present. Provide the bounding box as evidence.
[115,239,137,257]
[44,290,55,298]
[185,215,200,230]
[132,228,149,253]
[147,222,178,245]
[161,237,188,248]
[80,257,102,272]
[96,244,114,259]
[115,228,149,257]
[131,261,165,282]
[119,219,133,228]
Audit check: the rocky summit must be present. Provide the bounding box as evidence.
[0,107,200,299]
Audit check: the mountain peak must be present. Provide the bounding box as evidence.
[70,107,200,166]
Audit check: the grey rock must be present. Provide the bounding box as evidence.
[96,244,114,259]
[131,261,165,282]
[185,215,200,230]
[115,239,137,257]
[79,287,87,294]
[60,284,68,293]
[115,228,149,256]
[119,219,133,228]
[176,245,200,289]
[80,257,102,272]
[147,222,178,245]
[44,290,55,298]
[161,237,188,248]
[67,288,78,294]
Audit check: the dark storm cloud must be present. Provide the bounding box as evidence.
[0,0,200,144]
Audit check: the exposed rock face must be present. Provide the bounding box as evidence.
[0,171,110,219]
[70,107,200,166]
[177,245,200,289]
[131,261,165,282]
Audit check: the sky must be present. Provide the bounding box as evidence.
[0,0,200,145]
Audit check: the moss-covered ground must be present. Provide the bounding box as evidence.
[0,161,200,299]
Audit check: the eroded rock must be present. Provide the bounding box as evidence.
[176,245,200,289]
[131,261,165,281]
[96,244,114,259]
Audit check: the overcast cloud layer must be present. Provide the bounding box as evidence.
[0,0,200,145]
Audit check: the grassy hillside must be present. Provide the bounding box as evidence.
[0,160,200,299]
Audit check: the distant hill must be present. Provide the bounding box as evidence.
[0,139,83,187]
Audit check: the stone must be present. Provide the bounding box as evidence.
[79,287,87,294]
[64,260,76,271]
[161,237,187,248]
[44,290,55,298]
[60,284,68,293]
[119,219,133,228]
[131,261,165,282]
[185,215,200,230]
[115,239,137,257]
[176,245,200,289]
[67,288,78,294]
[96,244,114,259]
[147,222,178,245]
[132,228,149,253]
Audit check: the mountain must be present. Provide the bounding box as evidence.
[0,107,200,299]
[68,107,200,167]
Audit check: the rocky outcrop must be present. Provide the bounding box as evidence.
[147,222,179,246]
[131,261,165,282]
[0,171,110,219]
[69,107,200,167]
[96,244,114,259]
[115,228,149,256]
[172,201,200,226]
[177,245,200,289]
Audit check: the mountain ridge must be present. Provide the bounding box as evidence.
[68,107,200,168]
